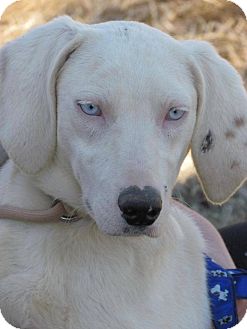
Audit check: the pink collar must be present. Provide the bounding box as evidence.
[0,201,80,223]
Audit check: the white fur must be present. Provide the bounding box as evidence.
[0,17,246,329]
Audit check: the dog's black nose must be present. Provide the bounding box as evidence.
[118,186,162,226]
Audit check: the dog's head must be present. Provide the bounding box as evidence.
[0,17,246,237]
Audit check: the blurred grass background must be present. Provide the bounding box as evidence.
[0,0,246,228]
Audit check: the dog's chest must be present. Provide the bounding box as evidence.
[29,269,172,329]
[0,223,210,329]
[26,232,175,328]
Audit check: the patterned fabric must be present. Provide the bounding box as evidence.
[205,255,247,329]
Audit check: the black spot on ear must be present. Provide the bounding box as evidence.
[200,130,214,153]
[85,199,92,211]
[234,117,245,127]
[225,130,235,139]
[164,185,168,192]
[230,161,240,169]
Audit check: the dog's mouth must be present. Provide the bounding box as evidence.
[95,221,162,238]
[121,224,161,238]
[76,207,161,238]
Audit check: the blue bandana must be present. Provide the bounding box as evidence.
[205,255,247,328]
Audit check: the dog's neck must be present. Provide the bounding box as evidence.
[0,160,82,215]
[0,160,51,209]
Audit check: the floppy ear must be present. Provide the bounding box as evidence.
[0,16,83,174]
[183,41,247,204]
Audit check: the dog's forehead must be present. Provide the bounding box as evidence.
[94,22,181,55]
[74,20,188,71]
[91,20,172,42]
[61,21,193,104]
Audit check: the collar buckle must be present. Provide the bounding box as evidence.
[59,214,81,223]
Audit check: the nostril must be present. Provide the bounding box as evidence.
[124,208,138,219]
[147,207,161,220]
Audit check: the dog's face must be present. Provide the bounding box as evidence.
[0,18,246,237]
[56,24,197,236]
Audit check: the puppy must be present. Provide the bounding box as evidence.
[0,17,246,329]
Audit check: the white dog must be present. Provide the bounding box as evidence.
[0,17,246,329]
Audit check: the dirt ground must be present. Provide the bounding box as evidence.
[0,0,246,228]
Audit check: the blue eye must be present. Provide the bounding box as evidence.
[77,101,102,116]
[166,108,185,121]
